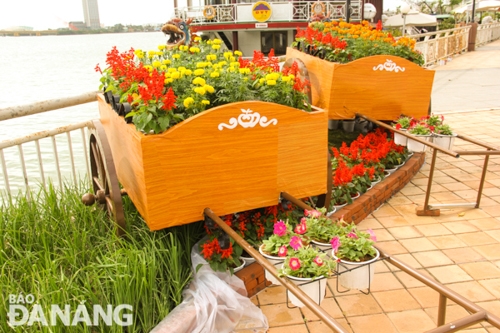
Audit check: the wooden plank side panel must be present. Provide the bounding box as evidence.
[277,109,327,199]
[329,55,435,120]
[285,48,435,121]
[142,101,327,230]
[285,47,339,110]
[97,95,150,222]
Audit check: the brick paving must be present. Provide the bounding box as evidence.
[250,39,500,333]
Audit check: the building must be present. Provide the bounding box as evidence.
[68,21,87,31]
[82,0,101,29]
[172,0,382,57]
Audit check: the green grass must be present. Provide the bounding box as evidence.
[0,182,205,332]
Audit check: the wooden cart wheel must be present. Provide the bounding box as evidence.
[82,119,126,236]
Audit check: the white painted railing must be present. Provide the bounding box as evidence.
[174,0,362,25]
[413,26,471,67]
[476,22,500,47]
[0,92,97,196]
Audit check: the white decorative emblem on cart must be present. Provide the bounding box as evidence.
[373,59,406,73]
[218,108,278,130]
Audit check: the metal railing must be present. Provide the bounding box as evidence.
[0,92,97,196]
[174,0,362,25]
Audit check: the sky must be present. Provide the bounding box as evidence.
[0,0,175,30]
[0,0,409,31]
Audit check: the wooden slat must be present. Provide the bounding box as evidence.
[285,47,435,120]
[98,95,327,230]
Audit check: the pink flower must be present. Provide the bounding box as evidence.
[330,236,340,252]
[273,220,287,236]
[347,232,358,239]
[289,236,303,250]
[294,222,307,235]
[278,245,288,257]
[300,217,307,224]
[313,256,324,266]
[289,257,301,271]
[304,209,322,218]
[367,229,377,241]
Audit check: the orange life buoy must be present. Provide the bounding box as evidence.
[311,2,325,16]
[203,5,216,20]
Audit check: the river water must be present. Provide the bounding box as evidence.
[0,32,168,193]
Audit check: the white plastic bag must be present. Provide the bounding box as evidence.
[150,239,268,333]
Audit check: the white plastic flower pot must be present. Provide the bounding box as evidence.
[311,240,332,253]
[286,275,327,307]
[433,133,457,151]
[259,244,284,285]
[342,119,356,132]
[393,130,408,146]
[332,248,380,290]
[407,134,431,152]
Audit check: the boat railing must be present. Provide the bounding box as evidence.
[174,0,362,25]
[476,22,500,47]
[0,92,97,197]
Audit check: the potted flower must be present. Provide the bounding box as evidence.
[380,142,409,173]
[330,223,379,290]
[300,208,343,251]
[279,246,336,307]
[199,233,244,275]
[330,159,358,210]
[433,123,457,151]
[259,219,304,285]
[407,123,432,152]
[392,115,415,146]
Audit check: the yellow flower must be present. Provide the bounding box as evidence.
[212,45,221,50]
[180,45,189,51]
[134,50,144,59]
[164,78,174,84]
[152,60,161,68]
[202,100,210,105]
[162,59,171,65]
[196,62,209,68]
[239,68,250,74]
[223,51,232,60]
[193,77,206,86]
[204,84,215,93]
[168,67,177,73]
[173,54,181,59]
[158,44,166,51]
[218,61,228,67]
[184,69,193,76]
[206,54,217,61]
[213,38,222,44]
[194,69,205,76]
[234,50,242,56]
[183,97,194,108]
[210,71,220,78]
[230,61,240,68]
[281,76,291,82]
[265,73,280,81]
[171,71,180,79]
[194,36,202,42]
[259,78,265,85]
[144,65,153,72]
[194,87,206,95]
[266,80,277,86]
[148,51,156,58]
[159,65,167,71]
[229,56,235,62]
[189,46,201,53]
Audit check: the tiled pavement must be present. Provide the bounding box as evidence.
[250,40,500,332]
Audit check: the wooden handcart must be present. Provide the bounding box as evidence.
[83,94,328,233]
